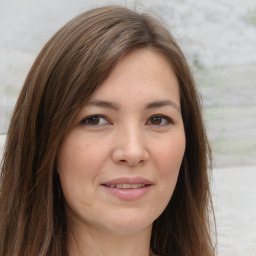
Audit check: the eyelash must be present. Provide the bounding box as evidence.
[80,115,110,126]
[146,114,174,126]
[80,114,174,127]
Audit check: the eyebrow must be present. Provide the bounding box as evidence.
[145,100,181,113]
[86,99,181,113]
[86,100,120,110]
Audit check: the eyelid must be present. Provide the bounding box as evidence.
[80,114,111,126]
[146,114,174,126]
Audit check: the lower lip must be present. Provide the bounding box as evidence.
[102,185,152,200]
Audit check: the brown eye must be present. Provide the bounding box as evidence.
[151,116,162,125]
[87,116,100,125]
[147,115,173,126]
[81,115,109,126]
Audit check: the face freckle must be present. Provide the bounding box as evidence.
[57,48,186,236]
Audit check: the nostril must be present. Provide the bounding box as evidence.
[112,147,149,166]
[118,159,143,166]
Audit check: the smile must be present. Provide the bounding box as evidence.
[105,184,147,189]
[101,177,153,200]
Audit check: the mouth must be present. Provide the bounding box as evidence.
[103,183,149,189]
[101,177,152,200]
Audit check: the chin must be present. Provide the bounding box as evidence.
[101,210,156,235]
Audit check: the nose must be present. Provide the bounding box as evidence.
[111,125,150,166]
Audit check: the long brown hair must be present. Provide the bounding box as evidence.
[0,5,216,256]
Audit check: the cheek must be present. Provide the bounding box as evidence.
[153,134,185,211]
[57,135,94,196]
[153,133,185,196]
[57,137,104,215]
[58,132,107,176]
[154,134,185,177]
[57,131,113,201]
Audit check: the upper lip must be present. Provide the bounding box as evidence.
[102,177,152,186]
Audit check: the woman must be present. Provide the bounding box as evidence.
[0,5,216,256]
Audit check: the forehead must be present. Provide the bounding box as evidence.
[90,48,180,105]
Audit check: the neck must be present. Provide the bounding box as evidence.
[67,222,153,256]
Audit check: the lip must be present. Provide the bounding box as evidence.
[101,177,153,200]
[102,177,152,186]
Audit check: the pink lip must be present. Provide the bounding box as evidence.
[102,177,152,186]
[101,177,153,200]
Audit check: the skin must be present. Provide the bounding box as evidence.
[57,48,186,256]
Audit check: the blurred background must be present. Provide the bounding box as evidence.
[0,0,255,255]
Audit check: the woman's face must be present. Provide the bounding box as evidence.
[57,48,186,236]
